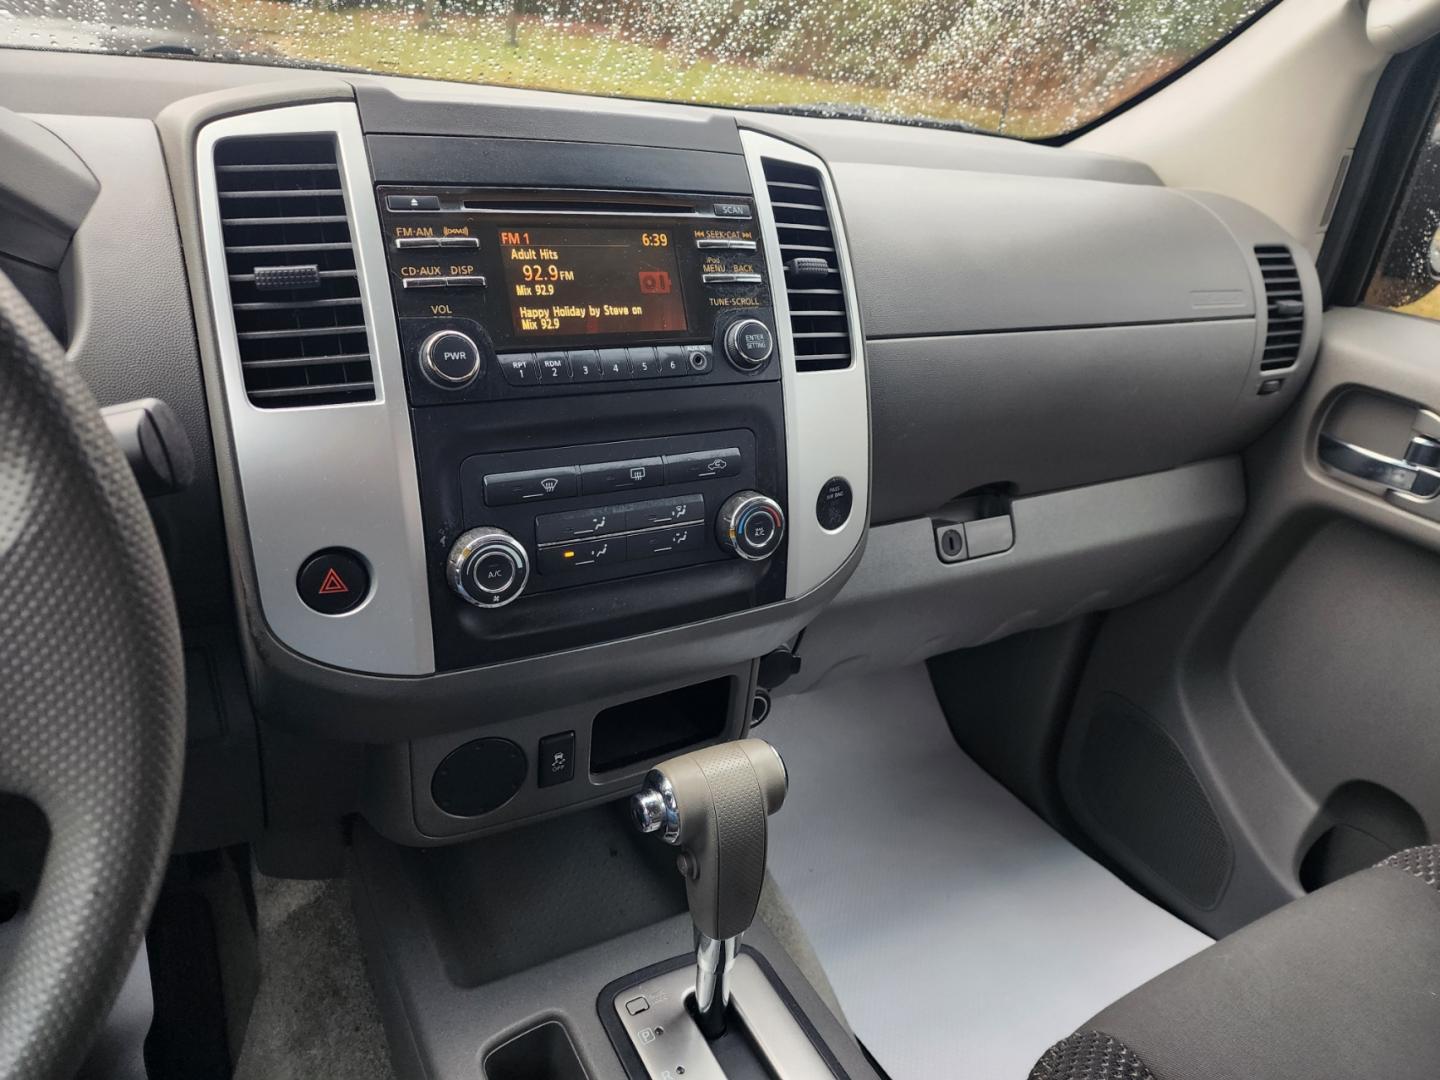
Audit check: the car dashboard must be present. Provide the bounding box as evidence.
[0,50,1321,849]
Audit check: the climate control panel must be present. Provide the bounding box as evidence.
[413,417,789,670]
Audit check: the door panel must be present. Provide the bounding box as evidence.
[1058,307,1440,937]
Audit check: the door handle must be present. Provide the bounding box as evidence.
[1318,432,1440,498]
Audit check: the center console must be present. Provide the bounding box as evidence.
[174,92,868,848]
[374,185,790,667]
[162,79,875,1080]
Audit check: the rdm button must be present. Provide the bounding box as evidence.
[297,549,369,615]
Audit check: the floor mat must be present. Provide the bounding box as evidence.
[233,873,395,1080]
[764,666,1211,1080]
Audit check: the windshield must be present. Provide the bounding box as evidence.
[2,0,1271,138]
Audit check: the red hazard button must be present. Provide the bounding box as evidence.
[297,549,370,615]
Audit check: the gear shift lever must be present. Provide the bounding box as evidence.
[631,739,788,1038]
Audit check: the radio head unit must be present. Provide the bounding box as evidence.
[378,187,776,401]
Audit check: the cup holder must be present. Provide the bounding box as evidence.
[484,1020,588,1080]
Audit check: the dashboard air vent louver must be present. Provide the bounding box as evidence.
[1255,244,1304,373]
[761,159,852,372]
[216,135,375,408]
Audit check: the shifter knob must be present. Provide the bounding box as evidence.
[631,738,788,1037]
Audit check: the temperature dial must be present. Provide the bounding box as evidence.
[717,491,785,561]
[447,527,529,608]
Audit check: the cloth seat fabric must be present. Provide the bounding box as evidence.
[1030,846,1440,1080]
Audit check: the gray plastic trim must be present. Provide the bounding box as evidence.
[832,161,1258,339]
[195,101,434,675]
[783,457,1245,695]
[740,130,870,598]
[0,106,98,269]
[1061,307,1440,937]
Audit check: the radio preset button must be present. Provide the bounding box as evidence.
[628,525,706,560]
[598,348,630,380]
[625,494,705,531]
[538,537,625,575]
[579,458,664,495]
[570,349,604,381]
[500,353,540,387]
[656,346,689,377]
[627,346,661,379]
[483,466,579,506]
[537,352,572,383]
[664,448,741,483]
[418,330,482,388]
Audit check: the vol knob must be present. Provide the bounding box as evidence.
[722,318,774,372]
[716,491,785,561]
[419,329,483,388]
[447,527,529,608]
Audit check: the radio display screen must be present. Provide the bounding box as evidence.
[497,225,689,338]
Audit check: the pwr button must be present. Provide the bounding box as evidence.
[297,549,370,615]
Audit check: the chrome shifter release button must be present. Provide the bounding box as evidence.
[632,789,667,834]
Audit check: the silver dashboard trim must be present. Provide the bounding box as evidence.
[195,102,435,675]
[740,130,871,599]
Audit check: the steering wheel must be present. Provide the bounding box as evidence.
[0,271,185,1079]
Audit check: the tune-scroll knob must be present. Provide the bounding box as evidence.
[716,491,785,561]
[722,318,775,372]
[447,527,529,608]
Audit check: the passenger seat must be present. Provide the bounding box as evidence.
[1030,846,1440,1079]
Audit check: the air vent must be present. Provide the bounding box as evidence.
[216,135,375,408]
[761,159,853,372]
[1256,244,1304,373]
